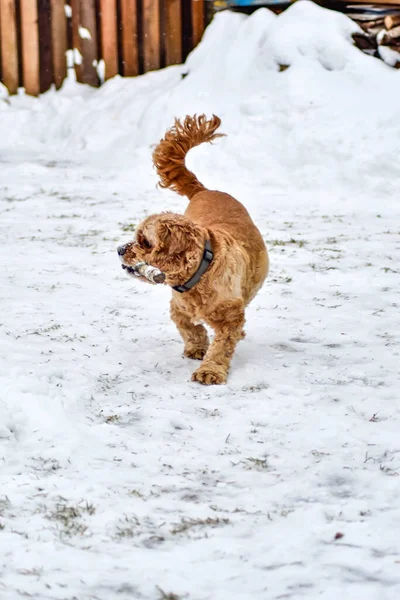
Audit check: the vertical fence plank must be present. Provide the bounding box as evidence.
[99,0,118,80]
[191,0,204,48]
[20,0,40,96]
[0,0,19,94]
[80,0,99,85]
[71,0,98,85]
[66,0,73,55]
[50,0,67,89]
[38,0,53,93]
[120,0,138,76]
[164,0,181,65]
[70,0,83,81]
[181,0,191,61]
[142,0,160,72]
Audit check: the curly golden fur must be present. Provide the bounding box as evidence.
[119,114,269,385]
[152,114,224,199]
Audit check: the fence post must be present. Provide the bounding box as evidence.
[80,0,99,86]
[20,0,41,96]
[38,0,53,93]
[192,0,205,48]
[143,0,161,72]
[120,0,139,76]
[0,0,19,94]
[99,0,118,80]
[70,0,82,80]
[165,0,182,66]
[50,0,68,89]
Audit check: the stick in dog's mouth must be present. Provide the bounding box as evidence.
[121,262,166,284]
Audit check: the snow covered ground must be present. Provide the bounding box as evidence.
[1,2,400,599]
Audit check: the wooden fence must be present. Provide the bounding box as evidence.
[2,1,399,96]
[0,0,207,96]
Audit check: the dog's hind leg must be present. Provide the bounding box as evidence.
[170,299,209,360]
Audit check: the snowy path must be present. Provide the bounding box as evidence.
[1,154,399,600]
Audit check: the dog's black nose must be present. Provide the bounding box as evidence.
[117,245,126,256]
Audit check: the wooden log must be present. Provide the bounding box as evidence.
[80,0,99,86]
[192,0,205,48]
[120,0,139,76]
[20,0,40,96]
[165,0,182,66]
[142,0,160,72]
[50,0,68,89]
[38,0,53,93]
[381,39,400,48]
[384,15,400,31]
[99,0,118,80]
[0,0,19,94]
[380,25,400,47]
[356,19,384,32]
[352,32,377,51]
[364,27,386,39]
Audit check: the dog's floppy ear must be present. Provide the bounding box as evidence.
[156,218,201,256]
[154,220,171,252]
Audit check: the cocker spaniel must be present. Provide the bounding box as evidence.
[118,115,268,385]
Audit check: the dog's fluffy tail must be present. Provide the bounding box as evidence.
[152,114,224,200]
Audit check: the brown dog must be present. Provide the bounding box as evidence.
[118,115,268,385]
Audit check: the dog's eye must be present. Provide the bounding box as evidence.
[142,238,152,249]
[137,232,152,249]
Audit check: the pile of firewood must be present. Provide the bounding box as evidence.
[352,13,400,68]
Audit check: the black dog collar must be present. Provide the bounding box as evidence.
[172,240,213,293]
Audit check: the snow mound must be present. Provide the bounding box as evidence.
[0,1,399,193]
[261,0,360,70]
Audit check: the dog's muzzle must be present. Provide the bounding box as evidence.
[117,244,127,256]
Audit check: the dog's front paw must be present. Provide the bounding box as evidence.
[191,364,227,385]
[184,347,208,360]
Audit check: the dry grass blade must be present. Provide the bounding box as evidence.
[171,516,230,535]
